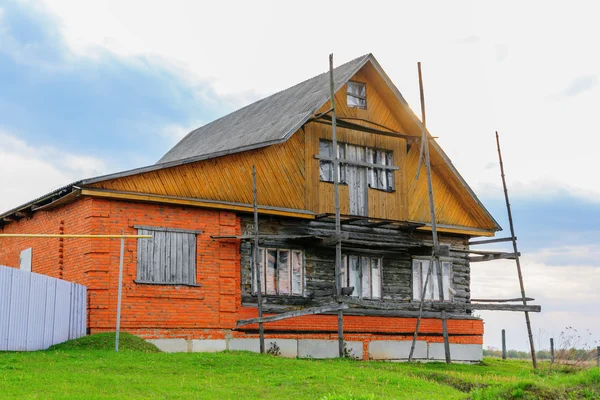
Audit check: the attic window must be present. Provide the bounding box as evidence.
[347,81,367,109]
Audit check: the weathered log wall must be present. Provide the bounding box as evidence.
[239,216,471,314]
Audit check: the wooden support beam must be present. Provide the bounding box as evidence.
[340,218,365,225]
[471,297,534,303]
[2,217,16,223]
[14,210,32,219]
[210,234,315,240]
[309,115,418,142]
[318,232,350,246]
[469,237,516,246]
[452,248,519,256]
[236,303,349,328]
[339,297,541,313]
[469,252,520,262]
[314,155,400,171]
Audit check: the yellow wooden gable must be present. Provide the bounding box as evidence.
[82,56,499,236]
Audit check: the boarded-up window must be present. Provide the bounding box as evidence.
[347,81,367,109]
[19,248,32,272]
[253,247,304,296]
[367,148,394,191]
[136,227,200,285]
[412,259,452,301]
[319,140,346,183]
[320,140,394,192]
[341,254,382,299]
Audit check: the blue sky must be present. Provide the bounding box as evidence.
[0,1,231,170]
[1,0,599,352]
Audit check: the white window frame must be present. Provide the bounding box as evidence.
[347,81,367,109]
[252,247,304,296]
[412,257,453,302]
[341,254,382,299]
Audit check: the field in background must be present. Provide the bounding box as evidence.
[1,333,599,399]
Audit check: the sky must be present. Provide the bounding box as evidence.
[1,0,599,352]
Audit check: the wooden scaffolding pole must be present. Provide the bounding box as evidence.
[252,165,265,354]
[495,132,537,369]
[329,53,345,358]
[408,62,451,363]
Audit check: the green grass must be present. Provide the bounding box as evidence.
[1,334,599,399]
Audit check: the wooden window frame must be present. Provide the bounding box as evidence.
[347,81,367,109]
[317,140,397,192]
[411,257,453,302]
[252,246,305,297]
[341,254,383,300]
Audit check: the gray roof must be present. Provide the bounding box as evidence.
[158,54,371,164]
[1,53,501,232]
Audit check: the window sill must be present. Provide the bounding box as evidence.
[368,186,395,193]
[134,280,202,288]
[251,293,306,298]
[319,180,348,186]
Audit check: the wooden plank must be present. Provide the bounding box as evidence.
[236,303,349,327]
[339,297,541,312]
[189,233,197,284]
[469,253,519,262]
[182,233,190,284]
[314,155,400,171]
[469,237,516,246]
[471,297,534,303]
[175,232,183,283]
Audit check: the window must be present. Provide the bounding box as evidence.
[19,248,32,272]
[136,226,200,285]
[253,247,304,296]
[341,254,382,299]
[319,140,346,183]
[412,258,453,301]
[347,81,367,109]
[367,148,394,191]
[319,140,395,191]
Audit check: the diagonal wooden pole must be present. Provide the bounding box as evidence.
[495,131,537,369]
[408,62,451,363]
[329,53,345,358]
[252,165,265,354]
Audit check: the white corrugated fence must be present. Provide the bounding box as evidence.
[0,265,86,351]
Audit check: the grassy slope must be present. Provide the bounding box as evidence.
[1,334,599,400]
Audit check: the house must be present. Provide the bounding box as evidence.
[0,54,500,361]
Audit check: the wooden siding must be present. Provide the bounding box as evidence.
[306,68,409,220]
[307,65,496,230]
[89,131,307,211]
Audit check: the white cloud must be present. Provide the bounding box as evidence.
[36,0,600,203]
[471,249,600,351]
[0,130,107,211]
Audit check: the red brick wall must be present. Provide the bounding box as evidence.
[0,196,483,348]
[82,198,242,335]
[0,198,93,283]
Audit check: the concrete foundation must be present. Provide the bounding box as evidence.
[369,340,427,360]
[147,338,188,353]
[191,339,227,353]
[145,337,481,362]
[428,343,482,362]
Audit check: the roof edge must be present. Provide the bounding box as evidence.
[367,57,502,232]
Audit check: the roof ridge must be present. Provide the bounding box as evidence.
[157,53,372,164]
